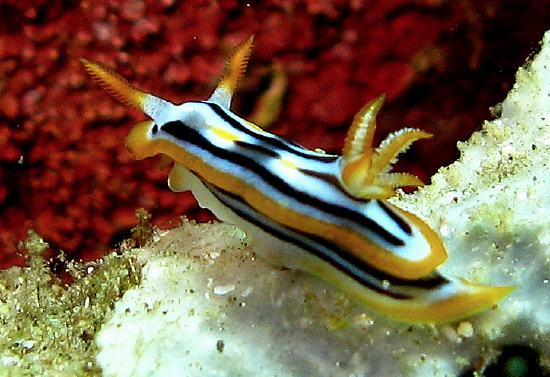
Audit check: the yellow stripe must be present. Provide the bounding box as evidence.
[312,256,514,323]
[126,124,446,280]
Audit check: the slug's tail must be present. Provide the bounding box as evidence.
[363,279,514,324]
[306,251,514,323]
[399,279,514,324]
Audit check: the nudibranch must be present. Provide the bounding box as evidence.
[81,36,512,323]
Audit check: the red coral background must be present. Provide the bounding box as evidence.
[0,0,549,268]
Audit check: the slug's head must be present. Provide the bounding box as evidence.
[82,36,255,164]
[123,102,206,162]
[124,120,160,160]
[81,58,195,161]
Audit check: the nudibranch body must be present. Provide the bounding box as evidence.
[81,36,512,323]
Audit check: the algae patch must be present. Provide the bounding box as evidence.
[0,230,141,376]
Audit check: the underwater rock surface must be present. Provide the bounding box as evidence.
[95,31,550,377]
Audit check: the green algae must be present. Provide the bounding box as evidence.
[0,230,141,376]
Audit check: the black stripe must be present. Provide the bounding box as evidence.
[206,102,337,162]
[234,140,280,159]
[161,120,405,247]
[206,183,448,299]
[300,170,411,237]
[377,201,412,236]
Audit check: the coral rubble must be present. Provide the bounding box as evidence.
[0,230,140,376]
